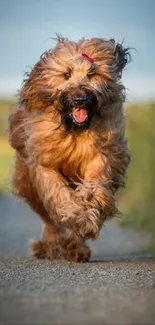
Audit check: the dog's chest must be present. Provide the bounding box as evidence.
[59,131,97,181]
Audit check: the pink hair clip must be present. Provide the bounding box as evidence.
[82,53,94,63]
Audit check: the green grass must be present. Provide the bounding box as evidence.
[0,138,14,192]
[0,99,15,192]
[119,102,155,252]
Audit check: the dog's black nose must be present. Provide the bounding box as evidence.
[73,94,87,106]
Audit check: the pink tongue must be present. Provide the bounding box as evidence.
[72,107,88,123]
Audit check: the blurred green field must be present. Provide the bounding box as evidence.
[0,100,15,192]
[120,101,155,252]
[0,138,14,192]
[0,99,155,251]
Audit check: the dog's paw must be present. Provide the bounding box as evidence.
[31,239,66,260]
[65,244,91,263]
[74,211,101,240]
[31,239,48,259]
[76,221,99,240]
[61,205,101,240]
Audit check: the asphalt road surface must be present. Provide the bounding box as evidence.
[0,195,155,325]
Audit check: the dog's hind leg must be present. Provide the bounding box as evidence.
[62,231,91,262]
[31,223,65,260]
[31,224,91,262]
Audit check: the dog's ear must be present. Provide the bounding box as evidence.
[110,39,131,79]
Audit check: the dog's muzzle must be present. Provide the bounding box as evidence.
[59,89,97,132]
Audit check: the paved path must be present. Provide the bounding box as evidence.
[0,195,155,325]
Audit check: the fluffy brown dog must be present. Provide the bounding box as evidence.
[9,36,131,262]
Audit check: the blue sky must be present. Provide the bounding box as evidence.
[0,0,155,102]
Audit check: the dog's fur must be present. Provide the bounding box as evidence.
[9,36,131,262]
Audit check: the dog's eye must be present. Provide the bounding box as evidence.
[87,71,95,78]
[64,72,71,80]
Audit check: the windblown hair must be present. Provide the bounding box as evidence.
[9,36,131,262]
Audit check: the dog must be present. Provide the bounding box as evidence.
[9,36,131,262]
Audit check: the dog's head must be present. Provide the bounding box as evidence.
[21,36,130,132]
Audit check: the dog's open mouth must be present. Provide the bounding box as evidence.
[59,88,97,131]
[72,107,88,124]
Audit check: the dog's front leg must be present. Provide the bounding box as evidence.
[73,154,117,239]
[32,165,106,240]
[32,165,83,225]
